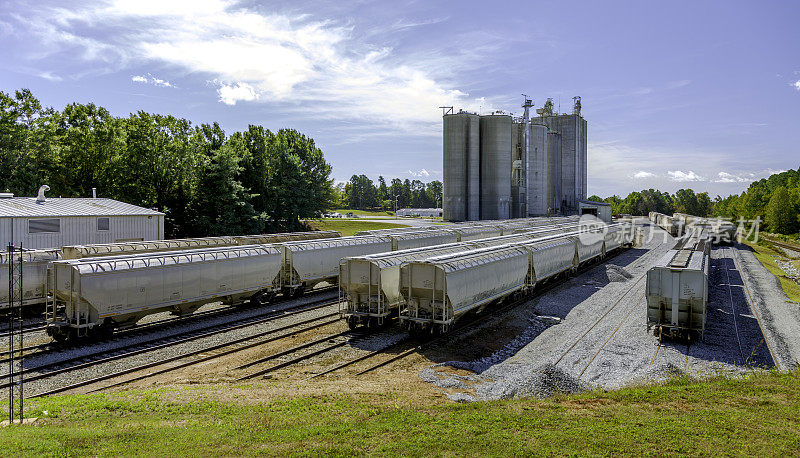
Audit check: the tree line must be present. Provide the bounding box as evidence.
[1,89,335,237]
[589,167,800,235]
[333,174,443,211]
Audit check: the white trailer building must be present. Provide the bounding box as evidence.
[0,188,164,249]
[396,208,443,218]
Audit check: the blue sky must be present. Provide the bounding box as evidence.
[1,0,798,197]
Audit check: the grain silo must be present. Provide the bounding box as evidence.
[546,129,562,214]
[528,124,549,215]
[537,106,587,213]
[442,112,479,221]
[479,114,512,220]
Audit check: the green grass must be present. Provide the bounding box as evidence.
[746,241,800,303]
[307,219,410,236]
[2,371,799,456]
[333,209,395,217]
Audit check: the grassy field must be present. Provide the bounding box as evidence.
[307,219,410,236]
[746,241,800,302]
[1,371,799,455]
[333,209,395,217]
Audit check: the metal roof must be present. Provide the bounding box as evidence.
[0,198,164,218]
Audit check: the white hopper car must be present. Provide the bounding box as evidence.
[47,245,283,341]
[231,230,340,245]
[339,242,476,328]
[61,231,340,260]
[398,225,634,334]
[61,236,237,260]
[1,249,61,312]
[645,233,710,339]
[400,245,531,333]
[278,235,394,296]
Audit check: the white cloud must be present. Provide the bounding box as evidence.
[667,170,706,182]
[714,172,751,183]
[408,169,430,178]
[217,81,257,105]
[24,0,488,134]
[38,71,62,81]
[631,170,656,179]
[131,73,174,87]
[794,80,800,91]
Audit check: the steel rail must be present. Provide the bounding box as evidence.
[577,293,643,378]
[722,248,746,365]
[3,298,338,391]
[730,246,780,369]
[32,315,342,398]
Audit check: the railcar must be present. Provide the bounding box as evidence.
[278,235,394,296]
[385,230,460,251]
[645,232,710,339]
[61,237,237,260]
[47,245,283,341]
[400,246,531,334]
[231,230,340,245]
[0,249,61,312]
[519,237,579,286]
[339,242,476,329]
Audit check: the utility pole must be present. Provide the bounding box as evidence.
[394,195,399,216]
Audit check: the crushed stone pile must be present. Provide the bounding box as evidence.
[605,264,633,282]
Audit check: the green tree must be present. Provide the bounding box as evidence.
[377,176,388,204]
[765,186,798,234]
[189,144,262,236]
[261,129,334,228]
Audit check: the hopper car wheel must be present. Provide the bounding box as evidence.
[366,317,387,329]
[52,331,69,344]
[293,286,305,298]
[347,316,360,330]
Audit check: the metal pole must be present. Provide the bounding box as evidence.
[7,243,12,423]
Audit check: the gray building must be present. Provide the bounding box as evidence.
[578,200,612,223]
[0,188,164,249]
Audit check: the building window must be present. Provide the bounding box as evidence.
[97,217,110,231]
[28,218,61,234]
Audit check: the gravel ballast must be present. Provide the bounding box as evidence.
[420,222,800,401]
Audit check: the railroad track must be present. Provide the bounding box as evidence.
[5,296,340,397]
[762,236,800,255]
[349,245,652,378]
[649,335,692,375]
[548,241,690,381]
[722,247,746,365]
[728,246,780,370]
[0,321,46,340]
[552,272,646,379]
[25,245,644,395]
[226,247,644,382]
[0,287,337,362]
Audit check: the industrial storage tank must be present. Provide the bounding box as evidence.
[528,124,549,216]
[442,112,480,221]
[479,114,512,220]
[546,130,562,214]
